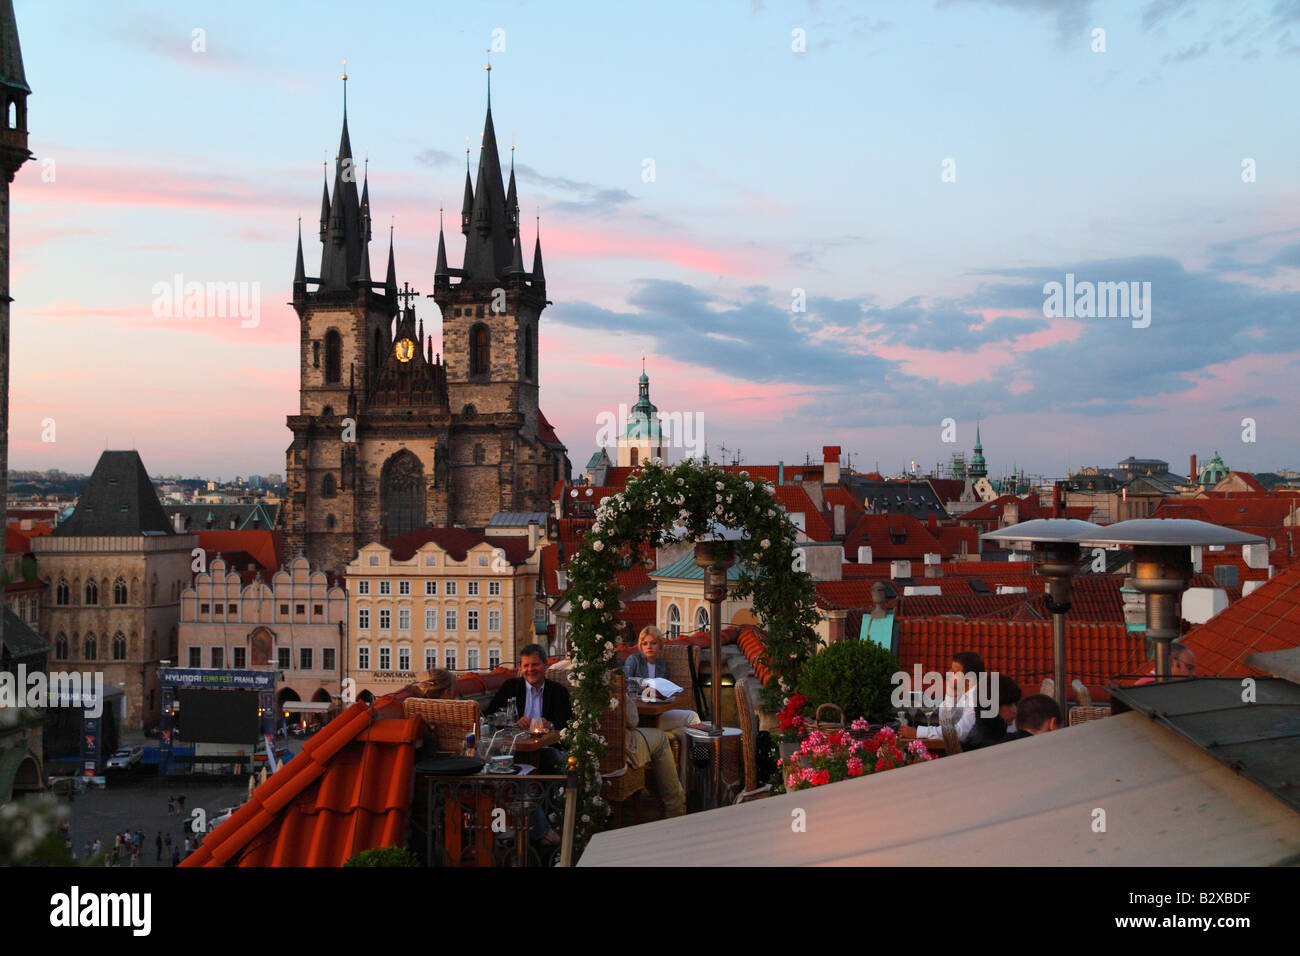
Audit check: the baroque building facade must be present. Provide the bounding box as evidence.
[282,75,570,575]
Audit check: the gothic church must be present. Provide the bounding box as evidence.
[282,72,571,573]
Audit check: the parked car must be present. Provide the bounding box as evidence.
[209,804,243,830]
[106,746,143,770]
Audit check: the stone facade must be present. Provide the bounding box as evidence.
[179,556,345,712]
[33,533,195,729]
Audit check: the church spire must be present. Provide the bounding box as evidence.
[318,66,366,291]
[317,165,330,242]
[532,215,545,283]
[505,141,518,237]
[435,207,449,279]
[384,223,397,300]
[293,218,305,289]
[462,71,511,281]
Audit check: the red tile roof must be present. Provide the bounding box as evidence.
[842,513,946,560]
[384,528,533,565]
[1178,565,1300,678]
[182,695,423,867]
[897,618,1139,700]
[537,409,562,446]
[957,495,1093,525]
[772,485,833,541]
[195,530,284,577]
[927,479,966,503]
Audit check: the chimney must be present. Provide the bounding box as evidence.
[172,513,185,533]
[1189,454,1197,482]
[857,545,873,564]
[822,446,841,485]
[527,520,540,552]
[833,503,845,537]
[778,460,784,486]
[1052,483,1063,518]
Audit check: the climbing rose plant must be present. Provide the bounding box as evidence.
[562,458,820,849]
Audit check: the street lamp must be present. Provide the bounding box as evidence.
[981,519,1102,717]
[1072,519,1264,681]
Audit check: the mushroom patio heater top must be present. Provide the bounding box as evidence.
[981,519,1103,718]
[1072,519,1265,682]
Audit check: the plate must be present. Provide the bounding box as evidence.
[485,764,518,775]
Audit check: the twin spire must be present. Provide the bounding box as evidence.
[303,67,545,300]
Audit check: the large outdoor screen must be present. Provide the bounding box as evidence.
[176,689,260,745]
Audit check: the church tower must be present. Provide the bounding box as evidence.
[617,361,664,467]
[285,68,568,574]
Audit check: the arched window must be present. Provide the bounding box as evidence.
[381,450,426,539]
[667,604,681,640]
[695,606,709,631]
[85,580,99,606]
[313,340,320,369]
[470,324,490,376]
[84,634,97,660]
[56,579,69,605]
[113,578,128,605]
[55,633,68,659]
[322,405,334,417]
[630,447,639,467]
[524,324,536,381]
[112,632,127,660]
[325,514,336,530]
[322,473,337,498]
[325,330,342,383]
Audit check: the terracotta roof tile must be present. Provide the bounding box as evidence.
[1177,565,1300,677]
[384,528,532,565]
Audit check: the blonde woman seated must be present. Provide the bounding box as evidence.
[624,626,701,784]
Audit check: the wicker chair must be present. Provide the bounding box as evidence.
[658,644,695,707]
[733,682,771,803]
[1068,705,1112,726]
[402,698,481,754]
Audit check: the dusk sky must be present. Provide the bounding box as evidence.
[10,0,1300,482]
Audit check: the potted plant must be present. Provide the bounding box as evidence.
[778,721,933,791]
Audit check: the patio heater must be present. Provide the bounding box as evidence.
[1072,519,1264,681]
[981,519,1102,718]
[687,539,742,809]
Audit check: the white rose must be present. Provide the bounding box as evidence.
[593,598,604,609]
[761,539,771,549]
[677,478,685,486]
[593,540,605,552]
[746,481,754,490]
[716,481,724,490]
[582,600,591,609]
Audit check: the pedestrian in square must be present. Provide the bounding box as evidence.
[155,832,162,861]
[167,796,174,814]
[164,832,172,850]
[170,847,180,867]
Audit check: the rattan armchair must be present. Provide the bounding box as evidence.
[403,697,481,754]
[733,682,771,803]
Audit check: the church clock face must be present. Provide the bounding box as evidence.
[394,338,415,363]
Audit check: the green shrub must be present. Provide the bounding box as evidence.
[343,846,421,867]
[795,640,900,723]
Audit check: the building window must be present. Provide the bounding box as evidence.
[358,608,370,630]
[369,555,379,566]
[398,580,411,596]
[228,604,237,616]
[278,647,291,671]
[470,324,490,376]
[1214,565,1239,588]
[56,579,69,605]
[314,604,323,616]
[296,604,305,616]
[211,647,224,668]
[425,554,437,566]
[358,646,370,670]
[188,646,201,668]
[399,647,411,671]
[445,581,458,597]
[379,647,391,670]
[379,609,391,630]
[83,634,97,660]
[322,648,335,670]
[279,604,289,616]
[425,581,437,596]
[300,648,313,670]
[667,604,681,640]
[488,580,501,597]
[467,648,479,671]
[113,578,128,605]
[444,648,457,670]
[233,647,246,668]
[214,605,223,616]
[467,610,479,631]
[477,553,488,566]
[85,581,99,605]
[398,608,411,631]
[488,609,501,632]
[112,633,127,660]
[200,603,210,615]
[467,581,480,596]
[445,609,457,631]
[695,606,709,631]
[358,580,370,596]
[55,633,69,659]
[321,473,337,499]
[379,581,392,596]
[425,608,437,631]
[425,648,437,671]
[325,329,342,384]
[489,648,501,669]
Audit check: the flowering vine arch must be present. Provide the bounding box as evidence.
[561,459,820,847]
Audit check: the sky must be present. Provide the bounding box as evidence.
[9,0,1300,483]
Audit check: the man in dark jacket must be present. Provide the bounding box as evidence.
[485,644,570,772]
